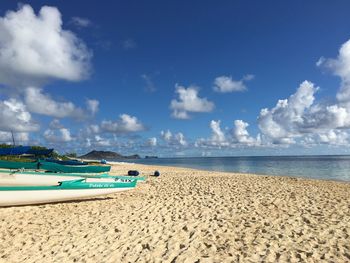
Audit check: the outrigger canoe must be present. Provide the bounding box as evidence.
[0,169,146,186]
[39,161,111,173]
[44,158,88,166]
[0,160,38,170]
[0,179,137,206]
[0,160,111,173]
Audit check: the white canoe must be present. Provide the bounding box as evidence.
[0,171,118,186]
[0,179,136,206]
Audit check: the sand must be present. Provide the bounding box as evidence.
[0,163,350,263]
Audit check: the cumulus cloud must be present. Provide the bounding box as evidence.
[101,114,145,134]
[257,79,350,145]
[318,38,350,109]
[147,137,157,147]
[317,130,349,145]
[24,87,85,118]
[170,85,214,119]
[196,120,229,147]
[210,120,226,144]
[0,4,92,87]
[174,132,187,146]
[196,119,260,148]
[160,130,187,146]
[86,99,99,115]
[86,124,100,134]
[44,127,72,143]
[257,81,318,144]
[213,74,254,93]
[0,98,39,132]
[93,135,111,147]
[0,131,29,143]
[49,119,64,129]
[161,130,172,141]
[233,120,260,145]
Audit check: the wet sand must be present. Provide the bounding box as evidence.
[0,163,349,262]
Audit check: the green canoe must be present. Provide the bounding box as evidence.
[0,160,111,173]
[38,160,111,173]
[0,159,38,170]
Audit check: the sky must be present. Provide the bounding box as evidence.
[1,1,350,157]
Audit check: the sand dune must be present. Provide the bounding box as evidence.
[0,163,349,262]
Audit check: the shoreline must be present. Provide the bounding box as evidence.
[111,161,350,184]
[1,162,349,262]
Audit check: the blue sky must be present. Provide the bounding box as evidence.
[1,1,350,156]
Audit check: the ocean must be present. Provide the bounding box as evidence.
[118,155,350,182]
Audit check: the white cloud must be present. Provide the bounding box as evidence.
[93,135,111,147]
[44,128,72,143]
[71,16,91,28]
[195,120,228,148]
[25,87,85,118]
[196,119,260,148]
[87,124,100,134]
[0,4,91,87]
[317,130,349,145]
[86,99,99,115]
[161,130,172,141]
[210,120,226,143]
[196,120,229,147]
[170,85,214,119]
[257,81,318,144]
[256,74,350,145]
[0,98,39,132]
[233,120,259,145]
[147,137,157,147]
[101,114,145,134]
[174,132,187,146]
[49,119,64,129]
[160,130,187,147]
[318,39,350,108]
[0,131,29,143]
[213,74,254,93]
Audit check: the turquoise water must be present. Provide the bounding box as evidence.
[118,155,350,182]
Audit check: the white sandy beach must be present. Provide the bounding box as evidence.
[0,163,349,262]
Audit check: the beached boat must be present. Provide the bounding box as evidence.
[0,159,38,170]
[39,161,111,173]
[0,179,137,206]
[0,169,145,186]
[0,160,111,173]
[44,158,88,166]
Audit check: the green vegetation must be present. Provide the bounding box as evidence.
[30,146,49,150]
[0,156,33,162]
[0,144,17,148]
[0,145,78,162]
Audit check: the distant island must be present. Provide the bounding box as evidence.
[79,150,141,160]
[145,155,158,159]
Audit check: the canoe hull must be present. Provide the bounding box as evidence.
[39,161,111,173]
[0,187,133,206]
[0,160,38,170]
[0,172,117,186]
[0,170,145,186]
[0,180,136,206]
[0,160,111,173]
